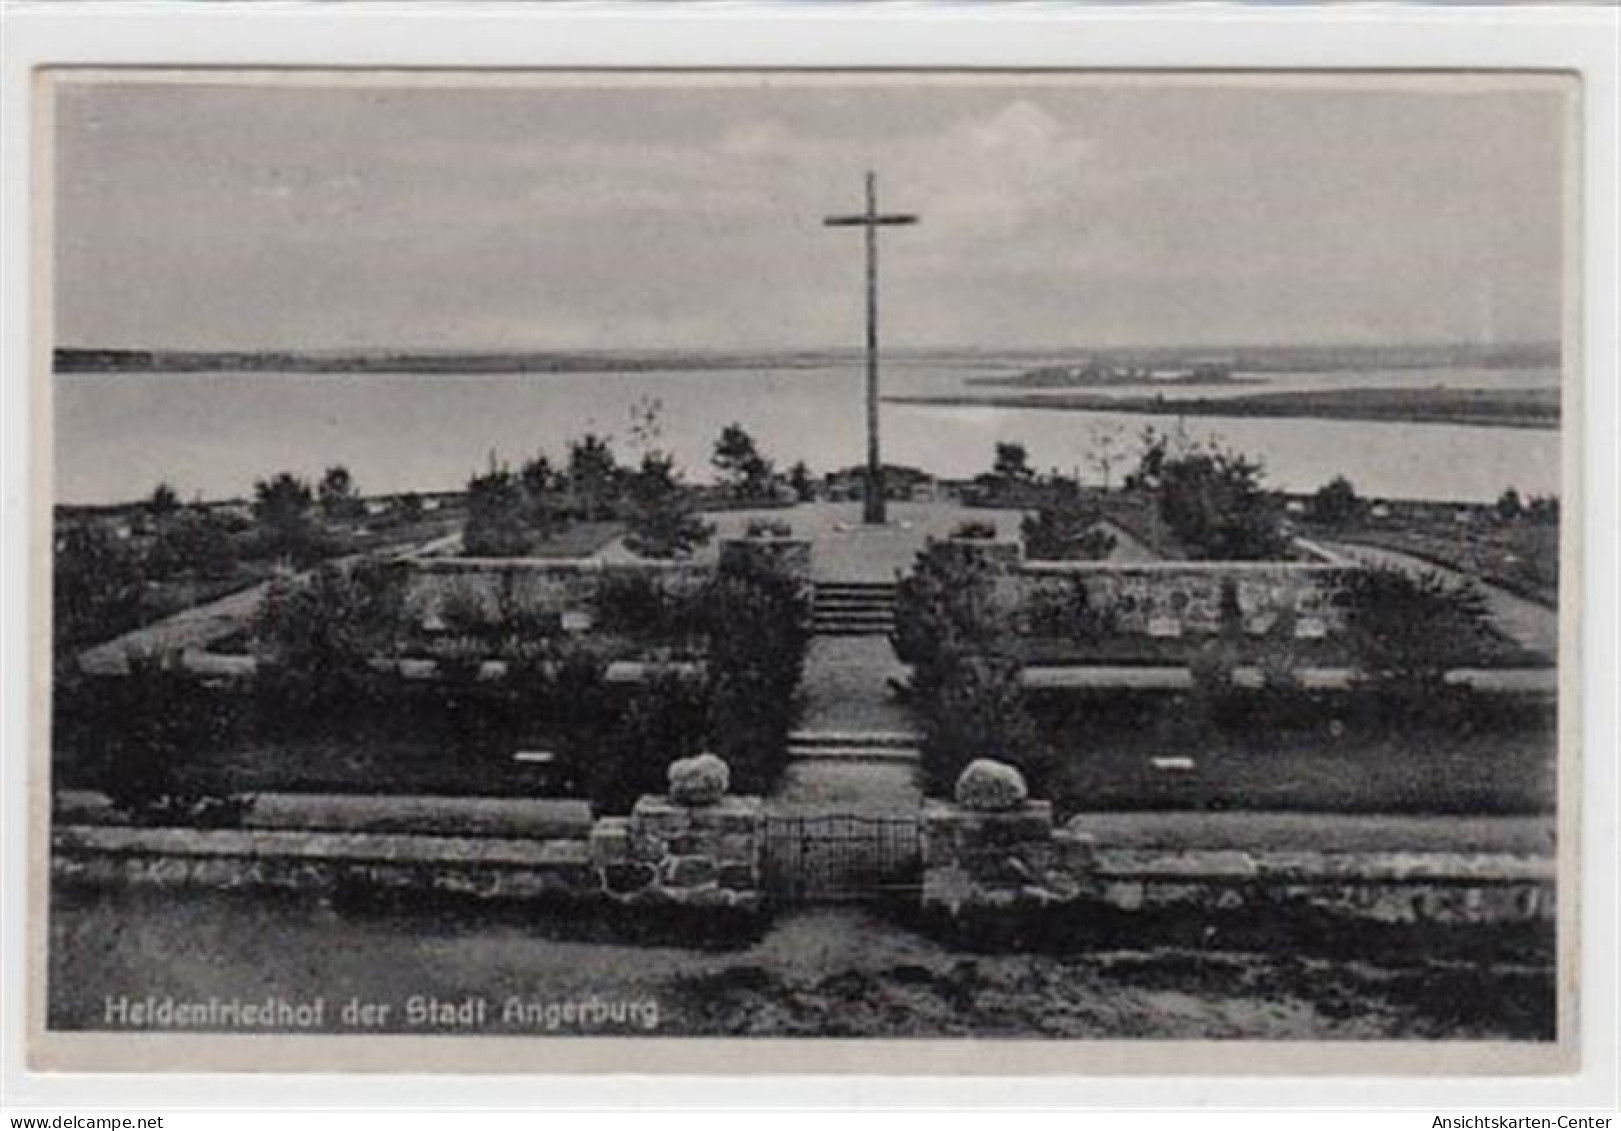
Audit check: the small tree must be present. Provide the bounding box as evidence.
[622,452,713,559]
[787,460,816,503]
[318,465,365,521]
[1496,487,1525,521]
[567,433,621,521]
[1086,421,1127,491]
[518,452,565,536]
[993,441,1034,485]
[147,482,182,522]
[1156,444,1288,560]
[712,423,776,501]
[251,471,321,563]
[1526,495,1560,524]
[462,463,532,557]
[1310,475,1362,527]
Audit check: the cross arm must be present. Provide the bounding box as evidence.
[823,214,920,227]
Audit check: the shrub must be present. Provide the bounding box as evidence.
[895,543,1046,794]
[251,558,408,721]
[1310,475,1363,527]
[78,650,252,826]
[920,653,1046,796]
[1153,443,1288,561]
[701,555,810,793]
[148,507,241,581]
[54,521,146,650]
[1020,490,1118,561]
[593,571,702,645]
[1342,566,1491,707]
[745,517,793,539]
[435,579,495,639]
[1024,577,1115,643]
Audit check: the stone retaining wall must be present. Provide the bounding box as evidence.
[52,789,766,911]
[403,557,711,635]
[1015,562,1359,639]
[920,800,1555,924]
[921,537,1360,641]
[53,789,1552,927]
[403,538,809,637]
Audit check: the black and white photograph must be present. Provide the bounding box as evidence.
[32,67,1579,1071]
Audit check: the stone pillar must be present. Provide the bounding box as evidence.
[919,760,1093,915]
[589,755,765,909]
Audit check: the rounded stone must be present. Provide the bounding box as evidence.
[667,752,730,807]
[953,759,1029,812]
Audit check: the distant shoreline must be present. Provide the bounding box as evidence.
[53,342,1561,377]
[885,385,1561,431]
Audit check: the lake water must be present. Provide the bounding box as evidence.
[53,359,1563,506]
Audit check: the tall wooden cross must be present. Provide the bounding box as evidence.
[825,171,918,525]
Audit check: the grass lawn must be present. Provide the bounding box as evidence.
[459,520,626,559]
[1015,630,1543,670]
[1030,689,1556,817]
[1300,517,1558,607]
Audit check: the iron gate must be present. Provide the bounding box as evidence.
[762,813,922,903]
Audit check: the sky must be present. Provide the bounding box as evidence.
[52,73,1571,352]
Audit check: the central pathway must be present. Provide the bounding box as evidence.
[775,635,923,811]
[760,504,1043,812]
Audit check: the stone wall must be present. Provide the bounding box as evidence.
[920,798,1555,925]
[1016,562,1359,640]
[52,787,766,911]
[404,557,711,635]
[403,538,807,636]
[920,536,1360,641]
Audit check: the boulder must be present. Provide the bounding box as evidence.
[953,759,1029,812]
[667,753,730,807]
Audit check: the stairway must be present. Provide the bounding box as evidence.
[812,580,897,637]
[787,730,922,765]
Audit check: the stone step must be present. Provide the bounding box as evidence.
[812,611,895,624]
[813,594,895,607]
[789,730,921,748]
[786,745,922,764]
[812,624,895,637]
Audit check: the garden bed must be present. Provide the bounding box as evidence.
[1013,626,1544,670]
[1027,687,1556,817]
[450,520,626,560]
